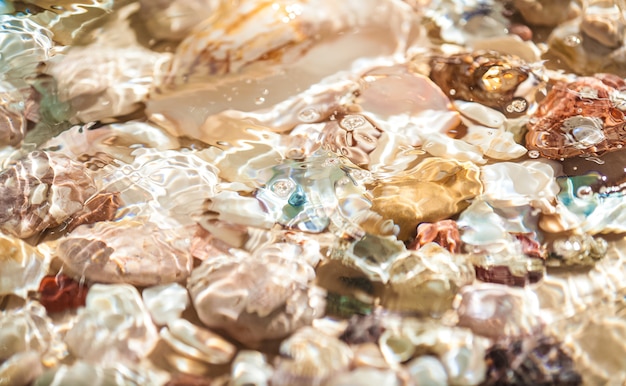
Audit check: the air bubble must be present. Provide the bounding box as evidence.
[298,108,321,122]
[271,179,295,198]
[564,34,582,46]
[528,150,540,159]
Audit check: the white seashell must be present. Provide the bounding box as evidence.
[406,356,448,386]
[378,330,415,365]
[421,133,487,164]
[0,233,49,299]
[160,319,236,365]
[325,368,401,386]
[188,242,326,344]
[64,284,158,364]
[138,0,221,41]
[204,191,275,229]
[0,350,43,386]
[463,124,527,160]
[230,350,274,386]
[142,283,189,326]
[480,160,561,212]
[271,327,353,386]
[471,35,542,63]
[33,360,169,386]
[455,101,506,128]
[47,46,171,122]
[57,218,193,286]
[456,282,543,339]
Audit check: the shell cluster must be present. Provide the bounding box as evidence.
[1,0,626,385]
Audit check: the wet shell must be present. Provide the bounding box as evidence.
[188,242,326,345]
[271,327,353,386]
[33,360,168,386]
[138,0,220,42]
[159,319,236,365]
[230,350,274,386]
[142,283,189,326]
[429,51,539,116]
[325,368,401,386]
[0,350,43,386]
[38,274,88,314]
[513,0,579,27]
[525,75,626,159]
[47,46,171,122]
[321,114,383,168]
[0,233,49,299]
[409,219,462,253]
[371,157,482,240]
[0,81,27,147]
[64,283,158,364]
[0,151,98,239]
[56,218,193,287]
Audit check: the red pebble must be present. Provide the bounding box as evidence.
[38,274,88,314]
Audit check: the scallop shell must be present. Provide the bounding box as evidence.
[230,350,274,386]
[271,327,353,386]
[456,282,543,339]
[525,76,626,159]
[64,283,158,364]
[0,151,98,239]
[188,242,326,345]
[47,46,171,122]
[429,51,540,116]
[56,218,193,286]
[371,157,482,240]
[159,319,236,365]
[0,233,49,299]
[142,283,189,326]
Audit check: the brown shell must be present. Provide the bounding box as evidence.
[38,274,88,314]
[0,98,26,146]
[321,114,383,168]
[429,51,533,115]
[409,219,462,253]
[0,151,97,239]
[525,75,626,159]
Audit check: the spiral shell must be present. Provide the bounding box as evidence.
[188,242,326,345]
[0,151,98,239]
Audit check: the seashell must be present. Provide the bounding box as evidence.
[321,114,384,168]
[160,319,236,365]
[41,121,181,166]
[480,160,560,212]
[0,301,62,364]
[483,335,582,386]
[0,151,98,239]
[46,46,171,122]
[165,373,213,386]
[456,283,543,339]
[56,218,193,287]
[63,192,121,233]
[0,350,43,386]
[38,274,88,314]
[371,157,482,240]
[33,360,169,386]
[384,243,475,317]
[230,350,274,386]
[351,343,389,369]
[455,101,506,129]
[0,233,49,299]
[580,0,625,49]
[421,132,487,164]
[429,51,540,116]
[406,356,448,386]
[462,125,528,161]
[474,260,544,287]
[98,148,219,227]
[271,327,353,386]
[188,242,326,345]
[547,233,608,267]
[64,283,158,364]
[378,329,415,365]
[513,0,579,26]
[0,14,53,83]
[409,219,462,253]
[324,368,401,386]
[0,81,27,147]
[470,35,542,63]
[525,76,626,159]
[142,283,189,326]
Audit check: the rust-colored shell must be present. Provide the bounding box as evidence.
[38,274,88,314]
[409,219,462,253]
[525,75,626,159]
[0,151,98,239]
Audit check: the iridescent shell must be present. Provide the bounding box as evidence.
[409,219,462,253]
[0,81,27,147]
[429,51,540,116]
[230,350,274,386]
[38,274,88,314]
[56,218,193,287]
[47,46,171,122]
[188,242,326,345]
[0,151,98,239]
[484,335,582,385]
[64,284,158,364]
[525,76,626,159]
[271,327,353,386]
[159,319,236,365]
[456,283,543,339]
[142,283,189,326]
[0,233,49,299]
[371,157,482,240]
[0,14,53,82]
[384,243,474,316]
